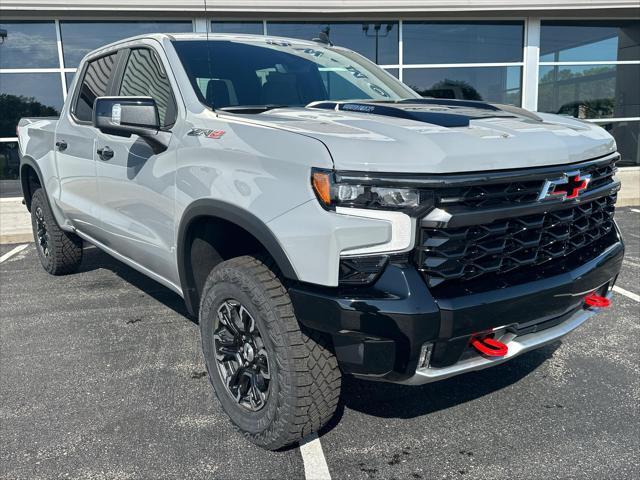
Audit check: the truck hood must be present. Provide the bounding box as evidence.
[232,101,615,173]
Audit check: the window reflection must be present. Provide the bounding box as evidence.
[403,21,524,64]
[540,20,640,63]
[211,22,263,35]
[538,64,640,119]
[0,142,20,181]
[60,21,193,67]
[601,121,639,167]
[65,72,76,91]
[266,22,399,64]
[0,21,58,68]
[403,67,521,105]
[0,73,63,137]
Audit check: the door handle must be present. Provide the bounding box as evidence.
[55,140,67,151]
[97,146,114,161]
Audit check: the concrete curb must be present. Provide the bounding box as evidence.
[0,233,33,244]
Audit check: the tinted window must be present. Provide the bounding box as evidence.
[211,22,263,35]
[60,21,193,67]
[0,142,20,181]
[538,64,640,119]
[0,21,59,68]
[403,21,524,64]
[173,40,415,110]
[119,49,177,127]
[403,66,521,105]
[65,72,76,91]
[74,53,118,122]
[267,22,399,64]
[601,121,639,167]
[0,73,63,137]
[540,20,640,62]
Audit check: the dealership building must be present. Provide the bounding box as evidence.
[0,0,638,192]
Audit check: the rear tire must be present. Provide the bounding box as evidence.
[199,255,341,450]
[30,188,83,275]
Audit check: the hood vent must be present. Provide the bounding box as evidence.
[309,99,524,128]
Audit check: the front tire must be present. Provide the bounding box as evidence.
[199,255,341,450]
[30,188,83,275]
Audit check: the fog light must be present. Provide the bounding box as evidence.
[418,342,434,369]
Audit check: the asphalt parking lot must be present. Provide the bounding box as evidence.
[1,208,639,480]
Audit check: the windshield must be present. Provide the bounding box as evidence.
[172,38,419,111]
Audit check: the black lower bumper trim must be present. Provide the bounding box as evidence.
[289,235,624,383]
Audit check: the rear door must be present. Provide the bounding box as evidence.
[94,45,179,283]
[55,51,120,239]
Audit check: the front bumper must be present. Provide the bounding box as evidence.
[289,230,624,385]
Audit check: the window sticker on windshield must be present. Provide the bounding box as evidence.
[111,104,121,125]
[369,84,390,98]
[345,66,368,79]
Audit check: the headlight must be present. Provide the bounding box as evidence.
[311,168,432,213]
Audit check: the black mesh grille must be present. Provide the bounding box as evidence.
[417,194,617,288]
[434,159,617,209]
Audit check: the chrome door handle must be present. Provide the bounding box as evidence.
[97,146,114,161]
[55,140,67,151]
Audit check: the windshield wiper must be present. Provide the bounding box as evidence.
[218,105,291,113]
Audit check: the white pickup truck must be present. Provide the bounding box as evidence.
[19,33,624,449]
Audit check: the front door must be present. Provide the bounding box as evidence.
[55,52,119,239]
[95,47,178,284]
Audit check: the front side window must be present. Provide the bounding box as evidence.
[74,53,117,122]
[172,39,417,111]
[118,48,177,127]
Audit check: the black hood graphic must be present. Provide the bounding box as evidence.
[309,98,536,127]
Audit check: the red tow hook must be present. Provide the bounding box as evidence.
[470,337,509,357]
[584,292,611,308]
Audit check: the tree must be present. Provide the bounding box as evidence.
[0,94,59,137]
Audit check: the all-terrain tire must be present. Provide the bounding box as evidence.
[199,255,342,450]
[30,188,83,275]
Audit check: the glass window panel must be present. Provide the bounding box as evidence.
[266,21,398,64]
[0,142,20,181]
[538,64,640,119]
[540,20,640,62]
[65,72,76,91]
[403,21,524,65]
[74,53,118,122]
[385,68,399,79]
[403,66,521,105]
[0,21,59,68]
[119,49,176,127]
[211,21,263,35]
[600,121,639,167]
[60,21,193,68]
[0,73,63,137]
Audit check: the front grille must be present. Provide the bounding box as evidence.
[416,194,617,288]
[434,157,617,209]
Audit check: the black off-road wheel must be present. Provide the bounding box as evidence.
[199,255,342,450]
[30,188,83,275]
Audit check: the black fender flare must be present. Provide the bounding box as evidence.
[20,156,46,211]
[177,198,299,315]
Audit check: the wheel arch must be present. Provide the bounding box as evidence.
[20,157,45,211]
[177,199,299,316]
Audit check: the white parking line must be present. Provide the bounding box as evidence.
[300,433,331,480]
[613,286,640,302]
[630,208,640,213]
[0,244,29,263]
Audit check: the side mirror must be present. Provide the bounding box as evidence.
[93,97,169,149]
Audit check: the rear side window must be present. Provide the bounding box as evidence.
[74,53,117,122]
[118,48,177,127]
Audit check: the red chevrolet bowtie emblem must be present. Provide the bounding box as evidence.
[538,171,591,201]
